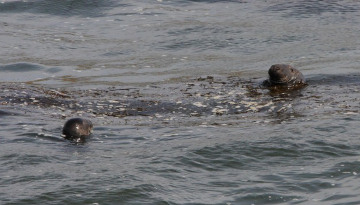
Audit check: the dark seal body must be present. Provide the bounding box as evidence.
[263,64,306,87]
[62,118,93,139]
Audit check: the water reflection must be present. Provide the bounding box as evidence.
[267,0,359,17]
[0,0,129,17]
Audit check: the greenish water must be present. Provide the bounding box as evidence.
[1,0,360,204]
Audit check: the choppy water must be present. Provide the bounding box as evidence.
[1,0,360,204]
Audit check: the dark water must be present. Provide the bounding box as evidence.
[1,0,360,204]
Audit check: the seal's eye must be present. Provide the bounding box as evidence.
[291,68,294,72]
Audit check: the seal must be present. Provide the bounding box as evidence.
[62,118,93,139]
[263,64,306,87]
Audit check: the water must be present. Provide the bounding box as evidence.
[1,0,360,204]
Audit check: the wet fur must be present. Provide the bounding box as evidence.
[62,118,93,139]
[264,64,306,87]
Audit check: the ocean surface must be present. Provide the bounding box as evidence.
[1,0,360,204]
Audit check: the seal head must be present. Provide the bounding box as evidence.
[62,118,93,139]
[266,64,305,86]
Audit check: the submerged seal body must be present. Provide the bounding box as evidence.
[62,118,93,139]
[263,64,306,87]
